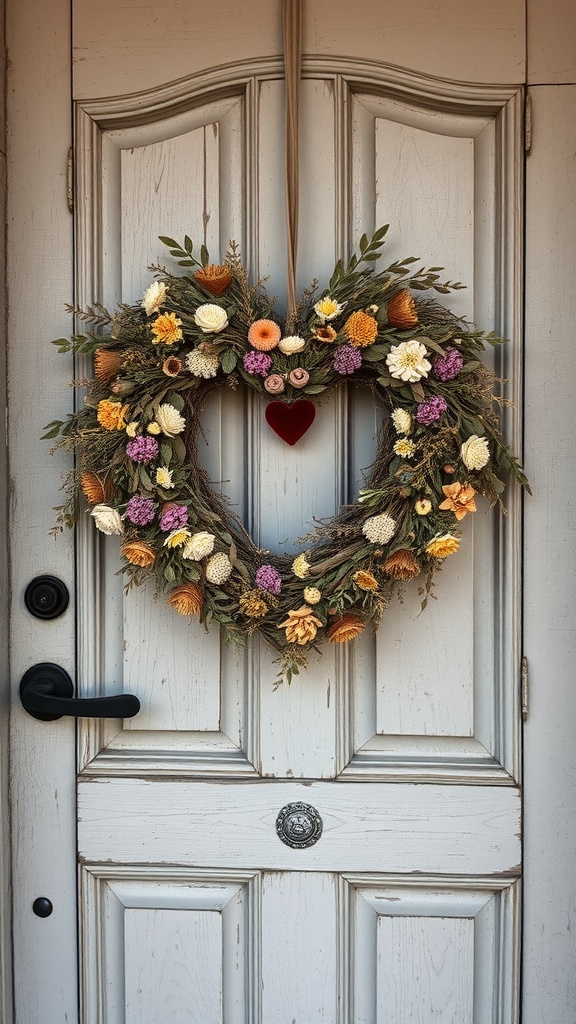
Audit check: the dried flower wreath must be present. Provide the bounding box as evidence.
[46,227,529,680]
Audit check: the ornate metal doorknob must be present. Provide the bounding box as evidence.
[276,802,323,848]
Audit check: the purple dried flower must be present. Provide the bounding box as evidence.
[243,351,273,377]
[432,348,464,381]
[255,564,282,595]
[333,344,362,375]
[159,504,189,531]
[126,435,159,463]
[125,496,156,525]
[416,395,448,425]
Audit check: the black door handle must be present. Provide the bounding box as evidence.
[19,663,140,721]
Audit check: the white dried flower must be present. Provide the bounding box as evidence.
[205,552,233,584]
[155,403,186,437]
[278,334,306,355]
[182,531,216,561]
[461,434,490,470]
[362,512,396,545]
[393,438,417,459]
[91,504,124,536]
[155,467,175,489]
[391,408,413,434]
[386,340,431,383]
[194,303,228,333]
[186,349,220,378]
[314,296,345,322]
[142,280,168,316]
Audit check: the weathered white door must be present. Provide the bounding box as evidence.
[9,1,526,1021]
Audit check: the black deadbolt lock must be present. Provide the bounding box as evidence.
[24,576,69,620]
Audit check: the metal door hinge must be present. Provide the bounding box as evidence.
[525,93,533,156]
[66,147,74,213]
[521,656,529,720]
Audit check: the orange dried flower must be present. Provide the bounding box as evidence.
[121,540,156,568]
[426,534,460,559]
[315,325,337,343]
[81,471,113,505]
[248,319,281,351]
[352,569,379,591]
[278,605,323,645]
[386,289,418,328]
[167,583,204,616]
[97,399,129,431]
[162,356,183,377]
[382,549,422,580]
[326,613,365,643]
[438,482,477,521]
[195,264,233,297]
[344,310,379,348]
[94,348,123,383]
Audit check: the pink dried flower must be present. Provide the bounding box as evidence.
[333,344,362,375]
[126,435,159,463]
[243,351,273,377]
[255,564,282,594]
[159,504,189,532]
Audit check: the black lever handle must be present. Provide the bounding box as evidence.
[20,663,140,721]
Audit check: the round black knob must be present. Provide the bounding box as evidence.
[24,576,69,620]
[32,897,53,918]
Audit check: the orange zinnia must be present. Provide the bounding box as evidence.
[167,583,204,616]
[386,289,418,328]
[195,264,233,297]
[81,471,113,504]
[344,310,379,348]
[326,613,365,643]
[121,541,156,568]
[438,482,477,521]
[247,319,281,351]
[382,549,421,580]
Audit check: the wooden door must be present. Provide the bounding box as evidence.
[9,2,526,1021]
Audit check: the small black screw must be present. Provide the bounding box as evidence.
[32,897,53,918]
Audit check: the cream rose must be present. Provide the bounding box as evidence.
[194,303,228,333]
[278,335,306,355]
[91,505,124,536]
[182,531,216,561]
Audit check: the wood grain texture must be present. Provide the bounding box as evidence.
[523,84,576,1024]
[528,0,576,84]
[72,0,525,100]
[78,778,521,875]
[6,0,78,1020]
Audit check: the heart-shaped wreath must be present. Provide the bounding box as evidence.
[46,227,528,680]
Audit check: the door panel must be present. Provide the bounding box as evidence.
[71,64,523,1022]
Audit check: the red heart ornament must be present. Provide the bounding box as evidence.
[265,399,316,446]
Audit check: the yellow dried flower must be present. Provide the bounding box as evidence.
[239,590,269,618]
[97,400,129,431]
[303,586,321,605]
[151,312,183,346]
[352,569,379,591]
[292,553,311,579]
[344,310,379,348]
[425,534,460,559]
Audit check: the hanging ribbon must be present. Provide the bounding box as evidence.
[283,0,302,325]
